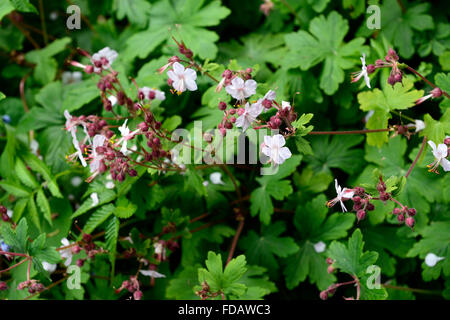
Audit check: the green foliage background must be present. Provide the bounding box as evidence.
[0,0,449,300]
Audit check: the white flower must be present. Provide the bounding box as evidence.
[42,261,57,274]
[91,47,118,72]
[105,181,115,189]
[261,134,292,165]
[351,53,371,89]
[225,77,257,101]
[327,179,355,212]
[139,270,166,278]
[30,139,39,155]
[167,62,197,93]
[203,180,209,187]
[6,209,12,219]
[90,192,99,207]
[235,102,262,132]
[71,176,83,187]
[252,90,276,113]
[314,241,326,253]
[425,253,445,267]
[210,172,225,185]
[64,110,87,167]
[108,95,117,107]
[89,134,106,173]
[118,120,140,154]
[427,140,450,173]
[281,101,291,110]
[62,71,82,85]
[414,120,425,132]
[59,238,73,267]
[139,87,166,101]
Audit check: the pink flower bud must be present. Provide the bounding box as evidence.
[431,87,442,98]
[133,290,143,300]
[405,217,415,228]
[319,291,328,300]
[407,208,416,216]
[356,210,366,221]
[84,65,94,74]
[397,213,405,223]
[218,101,227,111]
[367,64,375,74]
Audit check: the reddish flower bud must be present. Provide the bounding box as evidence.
[431,87,442,98]
[366,203,375,211]
[379,192,390,201]
[224,121,233,129]
[366,64,375,74]
[0,205,6,214]
[76,259,85,267]
[0,281,8,291]
[262,99,272,109]
[352,196,361,203]
[218,101,227,111]
[229,116,236,123]
[133,290,143,300]
[148,91,156,100]
[407,208,416,217]
[71,245,81,254]
[440,136,450,146]
[319,291,329,300]
[84,65,94,74]
[2,212,10,222]
[128,169,138,177]
[356,210,366,221]
[326,257,334,265]
[405,217,415,228]
[353,203,362,211]
[397,213,405,223]
[222,69,232,79]
[388,74,396,86]
[154,121,162,130]
[138,122,149,132]
[327,265,335,274]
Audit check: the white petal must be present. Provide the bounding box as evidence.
[172,62,185,75]
[184,68,197,80]
[363,72,371,89]
[210,172,224,185]
[264,90,276,100]
[139,270,166,278]
[414,120,425,132]
[42,261,57,273]
[437,143,448,158]
[263,135,272,147]
[279,147,292,160]
[440,158,450,172]
[185,78,198,91]
[167,70,178,82]
[314,241,326,253]
[108,95,117,106]
[90,192,99,207]
[243,79,257,97]
[272,134,286,147]
[427,140,437,152]
[231,77,244,88]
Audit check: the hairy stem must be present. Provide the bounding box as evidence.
[404,65,450,99]
[226,218,245,265]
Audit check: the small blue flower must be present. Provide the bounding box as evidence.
[2,115,11,124]
[0,240,10,252]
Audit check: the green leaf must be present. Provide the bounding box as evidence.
[357,77,424,112]
[328,229,378,277]
[197,251,248,298]
[124,0,230,61]
[113,196,137,219]
[62,80,99,112]
[305,135,364,175]
[0,181,31,198]
[83,204,115,234]
[23,153,62,198]
[25,38,71,84]
[380,0,434,58]
[407,221,450,280]
[0,218,27,253]
[113,0,151,27]
[36,189,52,226]
[240,221,299,273]
[14,158,38,189]
[365,109,392,147]
[284,11,366,94]
[162,115,182,131]
[27,195,41,232]
[0,1,14,21]
[9,0,38,14]
[423,110,450,144]
[105,215,120,279]
[71,189,116,218]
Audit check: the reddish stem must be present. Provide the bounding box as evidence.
[405,65,450,99]
[226,219,245,265]
[308,128,392,135]
[405,136,427,178]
